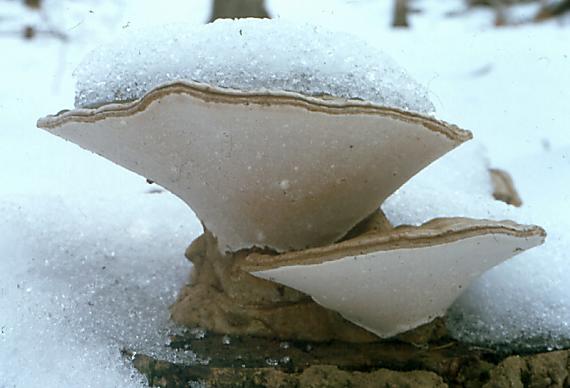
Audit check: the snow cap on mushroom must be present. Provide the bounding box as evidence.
[38,18,473,252]
[73,18,435,114]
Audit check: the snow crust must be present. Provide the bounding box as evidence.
[383,141,518,225]
[0,194,202,387]
[73,18,435,113]
[384,142,570,351]
[447,147,570,351]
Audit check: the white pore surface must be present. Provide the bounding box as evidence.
[73,18,434,114]
[255,230,542,339]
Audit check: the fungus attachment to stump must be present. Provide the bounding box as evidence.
[37,18,545,341]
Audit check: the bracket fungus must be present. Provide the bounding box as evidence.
[37,19,545,342]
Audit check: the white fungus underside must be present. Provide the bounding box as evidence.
[253,230,541,339]
[74,18,434,114]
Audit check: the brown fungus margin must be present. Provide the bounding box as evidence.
[38,80,472,145]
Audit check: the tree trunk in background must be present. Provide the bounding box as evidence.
[392,0,409,27]
[24,0,41,9]
[209,0,270,22]
[490,0,507,26]
[535,0,570,20]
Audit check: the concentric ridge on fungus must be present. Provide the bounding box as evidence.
[241,218,546,270]
[39,81,471,143]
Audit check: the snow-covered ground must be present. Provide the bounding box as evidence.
[0,0,568,386]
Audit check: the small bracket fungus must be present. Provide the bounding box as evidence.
[37,19,545,342]
[243,217,545,338]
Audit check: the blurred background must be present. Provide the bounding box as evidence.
[2,0,570,38]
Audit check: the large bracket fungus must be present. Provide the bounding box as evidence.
[37,19,545,342]
[38,82,471,253]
